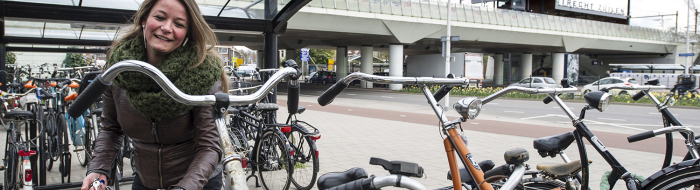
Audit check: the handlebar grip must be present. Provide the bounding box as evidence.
[325,177,374,190]
[632,91,646,101]
[600,88,609,93]
[627,130,656,143]
[543,96,553,104]
[484,164,512,183]
[287,81,300,115]
[318,82,349,106]
[433,85,454,102]
[67,75,111,118]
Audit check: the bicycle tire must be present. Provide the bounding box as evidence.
[4,129,19,190]
[45,136,55,171]
[58,116,72,178]
[80,119,92,167]
[255,130,292,190]
[518,177,565,190]
[286,126,318,190]
[643,165,700,190]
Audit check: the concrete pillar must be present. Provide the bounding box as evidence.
[494,54,504,85]
[521,53,533,80]
[389,44,403,90]
[552,53,565,85]
[336,46,348,79]
[361,45,373,88]
[256,50,264,69]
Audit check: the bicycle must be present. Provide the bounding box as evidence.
[528,80,700,190]
[2,88,45,190]
[66,60,304,190]
[315,73,574,190]
[283,107,321,190]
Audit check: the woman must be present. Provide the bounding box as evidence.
[80,0,228,190]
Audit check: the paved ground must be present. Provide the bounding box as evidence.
[0,84,688,190]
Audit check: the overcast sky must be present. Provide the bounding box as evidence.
[626,0,699,32]
[468,0,700,32]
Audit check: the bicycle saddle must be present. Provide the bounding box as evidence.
[91,108,103,116]
[536,159,591,176]
[533,132,575,157]
[297,106,306,114]
[4,110,34,119]
[255,103,279,111]
[447,160,495,183]
[317,167,368,190]
[8,83,22,88]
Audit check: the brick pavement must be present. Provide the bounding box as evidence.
[0,93,681,190]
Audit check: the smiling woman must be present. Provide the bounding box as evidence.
[81,0,229,190]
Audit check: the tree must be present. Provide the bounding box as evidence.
[6,52,18,82]
[63,53,88,67]
[295,49,335,65]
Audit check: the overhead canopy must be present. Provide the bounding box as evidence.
[1,0,311,52]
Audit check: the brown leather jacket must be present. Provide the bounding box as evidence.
[88,81,223,190]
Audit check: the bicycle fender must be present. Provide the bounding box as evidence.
[640,158,700,188]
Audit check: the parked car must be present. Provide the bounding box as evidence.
[306,71,336,84]
[236,64,258,76]
[581,77,639,95]
[508,77,558,89]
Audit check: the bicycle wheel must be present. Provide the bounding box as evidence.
[80,119,92,167]
[45,136,57,171]
[4,131,19,190]
[255,130,292,190]
[643,164,700,190]
[286,126,318,190]
[58,116,72,178]
[518,177,565,190]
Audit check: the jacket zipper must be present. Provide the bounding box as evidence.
[158,144,164,188]
[151,118,164,189]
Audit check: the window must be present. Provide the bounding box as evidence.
[544,78,556,84]
[599,79,611,85]
[613,79,624,84]
[520,78,532,83]
[218,47,228,53]
[533,78,543,83]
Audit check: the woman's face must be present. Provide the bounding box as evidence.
[142,0,189,55]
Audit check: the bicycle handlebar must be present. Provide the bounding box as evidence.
[481,86,578,105]
[602,85,667,91]
[326,175,427,190]
[318,73,469,106]
[67,60,301,118]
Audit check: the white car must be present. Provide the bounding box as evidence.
[581,77,639,95]
[236,64,258,76]
[508,77,559,89]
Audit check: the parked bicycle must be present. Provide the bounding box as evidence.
[314,73,579,190]
[533,80,700,189]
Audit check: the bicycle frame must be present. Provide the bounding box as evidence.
[545,92,698,190]
[67,60,305,190]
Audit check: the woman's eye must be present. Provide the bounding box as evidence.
[175,23,186,28]
[154,16,165,20]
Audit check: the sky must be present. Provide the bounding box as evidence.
[470,0,700,32]
[627,0,699,32]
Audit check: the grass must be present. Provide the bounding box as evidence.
[399,85,700,107]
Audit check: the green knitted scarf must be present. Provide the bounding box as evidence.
[107,37,222,119]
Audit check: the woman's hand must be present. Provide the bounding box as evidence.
[81,173,108,190]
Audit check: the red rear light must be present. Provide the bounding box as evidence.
[327,76,331,79]
[24,161,31,182]
[241,158,247,168]
[281,126,291,133]
[311,135,321,141]
[290,150,294,155]
[315,150,319,158]
[625,83,630,86]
